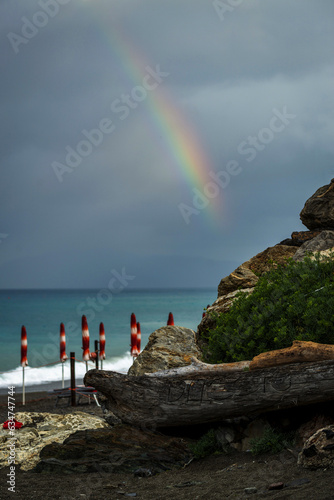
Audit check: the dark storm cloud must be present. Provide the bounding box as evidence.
[0,0,333,289]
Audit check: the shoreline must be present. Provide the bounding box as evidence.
[0,387,104,423]
[0,378,86,396]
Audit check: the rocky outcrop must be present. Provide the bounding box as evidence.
[217,245,298,298]
[300,179,334,230]
[35,424,192,474]
[293,230,334,262]
[217,265,258,297]
[128,325,201,376]
[197,245,298,346]
[198,180,334,345]
[298,425,334,469]
[247,245,299,274]
[0,412,109,471]
[280,230,321,247]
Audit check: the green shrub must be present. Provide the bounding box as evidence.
[188,429,222,459]
[250,427,295,455]
[203,253,334,363]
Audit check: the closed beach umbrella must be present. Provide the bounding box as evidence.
[136,322,141,354]
[60,323,67,388]
[60,323,68,362]
[82,315,90,370]
[130,313,139,357]
[21,326,28,367]
[99,322,106,369]
[167,312,174,326]
[21,326,28,406]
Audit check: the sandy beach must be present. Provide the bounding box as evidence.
[1,390,333,500]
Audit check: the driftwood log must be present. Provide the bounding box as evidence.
[85,357,334,428]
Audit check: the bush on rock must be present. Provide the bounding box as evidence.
[203,254,334,363]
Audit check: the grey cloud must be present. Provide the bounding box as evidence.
[0,0,333,289]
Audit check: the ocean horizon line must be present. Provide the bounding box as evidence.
[0,286,216,292]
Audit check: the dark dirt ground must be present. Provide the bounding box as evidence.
[0,392,333,500]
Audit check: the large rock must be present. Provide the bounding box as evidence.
[298,425,334,469]
[0,412,109,471]
[217,245,298,297]
[217,265,258,297]
[35,424,192,474]
[128,325,201,376]
[293,230,334,262]
[296,415,334,448]
[300,179,334,230]
[246,244,299,275]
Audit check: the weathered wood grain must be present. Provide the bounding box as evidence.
[249,340,334,369]
[85,359,334,428]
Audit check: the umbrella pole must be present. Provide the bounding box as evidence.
[62,362,65,389]
[94,340,99,370]
[101,359,103,370]
[70,352,76,407]
[85,361,88,372]
[22,366,25,406]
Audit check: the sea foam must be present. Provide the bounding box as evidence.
[0,353,133,389]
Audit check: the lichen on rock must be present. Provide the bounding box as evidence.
[128,325,201,376]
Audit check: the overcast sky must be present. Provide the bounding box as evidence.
[0,0,333,290]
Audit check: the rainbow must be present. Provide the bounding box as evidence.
[84,7,223,221]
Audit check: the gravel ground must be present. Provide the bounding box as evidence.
[0,391,333,500]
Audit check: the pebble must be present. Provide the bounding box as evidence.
[244,487,257,494]
[134,467,153,477]
[268,482,284,490]
[173,481,204,488]
[116,493,137,497]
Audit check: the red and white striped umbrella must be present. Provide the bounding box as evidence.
[60,323,68,362]
[130,313,139,357]
[167,312,174,326]
[21,326,28,367]
[99,322,106,360]
[82,315,90,362]
[21,326,28,405]
[136,322,141,354]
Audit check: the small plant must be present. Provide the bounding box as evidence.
[188,429,222,459]
[250,427,295,455]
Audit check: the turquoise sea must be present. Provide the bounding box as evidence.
[0,288,216,392]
